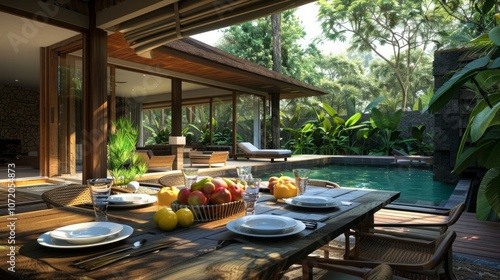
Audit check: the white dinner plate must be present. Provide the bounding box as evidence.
[236,214,297,234]
[227,218,305,238]
[284,196,340,208]
[50,222,123,244]
[38,225,133,249]
[108,194,157,208]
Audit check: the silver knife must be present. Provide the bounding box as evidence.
[79,240,177,271]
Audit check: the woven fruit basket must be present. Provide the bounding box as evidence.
[171,200,245,222]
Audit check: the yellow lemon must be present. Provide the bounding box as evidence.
[157,209,178,231]
[176,208,195,227]
[154,207,170,225]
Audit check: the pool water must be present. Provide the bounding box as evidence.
[257,164,455,205]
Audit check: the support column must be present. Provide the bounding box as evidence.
[82,7,108,182]
[171,78,182,136]
[170,78,183,169]
[270,92,280,149]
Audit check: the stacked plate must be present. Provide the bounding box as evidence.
[227,214,305,237]
[284,195,340,208]
[108,194,157,208]
[37,222,133,249]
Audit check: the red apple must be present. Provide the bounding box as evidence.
[177,188,191,205]
[210,188,232,204]
[188,190,208,205]
[227,184,243,201]
[211,177,228,189]
[202,182,216,196]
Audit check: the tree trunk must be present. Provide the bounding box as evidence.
[271,13,281,73]
[271,13,282,149]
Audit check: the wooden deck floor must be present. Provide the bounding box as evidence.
[375,208,500,264]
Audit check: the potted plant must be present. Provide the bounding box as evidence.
[108,118,148,187]
[427,24,500,220]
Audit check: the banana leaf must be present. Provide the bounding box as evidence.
[477,168,500,220]
[427,56,491,113]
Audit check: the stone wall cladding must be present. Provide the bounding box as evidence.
[0,84,39,154]
[432,48,477,184]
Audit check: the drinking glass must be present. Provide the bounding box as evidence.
[182,168,199,188]
[293,169,311,195]
[242,178,261,215]
[236,166,252,181]
[87,178,113,221]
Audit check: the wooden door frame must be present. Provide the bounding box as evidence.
[40,35,83,177]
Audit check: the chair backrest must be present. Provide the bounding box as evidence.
[308,179,340,189]
[238,142,258,153]
[136,150,152,165]
[444,202,465,230]
[210,151,229,162]
[41,184,91,208]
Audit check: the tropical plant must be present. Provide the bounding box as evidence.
[427,13,500,220]
[108,118,147,186]
[409,125,434,156]
[144,119,170,145]
[364,108,416,156]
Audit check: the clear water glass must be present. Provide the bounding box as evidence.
[182,168,199,188]
[243,178,261,215]
[87,178,113,221]
[293,169,311,195]
[236,166,252,181]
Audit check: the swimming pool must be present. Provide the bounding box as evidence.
[256,164,455,205]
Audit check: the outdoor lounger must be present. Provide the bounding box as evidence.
[234,142,291,162]
[392,149,433,165]
[189,151,229,168]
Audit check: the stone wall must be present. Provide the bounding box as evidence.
[432,48,476,184]
[398,111,435,143]
[0,84,39,154]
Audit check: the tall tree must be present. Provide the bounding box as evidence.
[436,0,499,46]
[271,13,282,73]
[217,9,322,84]
[368,53,434,110]
[315,54,378,115]
[318,0,452,110]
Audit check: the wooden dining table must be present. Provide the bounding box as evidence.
[1,185,399,280]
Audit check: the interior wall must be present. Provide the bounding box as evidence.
[0,84,39,154]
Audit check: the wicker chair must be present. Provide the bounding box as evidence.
[42,184,157,208]
[371,202,465,240]
[41,184,92,208]
[301,262,405,280]
[158,172,185,187]
[308,179,341,189]
[305,230,457,280]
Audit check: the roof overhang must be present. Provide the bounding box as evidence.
[108,32,327,100]
[98,0,317,55]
